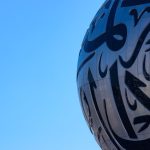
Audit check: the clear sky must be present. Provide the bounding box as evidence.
[0,0,104,150]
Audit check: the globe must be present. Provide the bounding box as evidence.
[77,0,150,150]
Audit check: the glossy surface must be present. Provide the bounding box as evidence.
[77,0,150,149]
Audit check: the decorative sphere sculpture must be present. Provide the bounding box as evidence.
[77,1,150,150]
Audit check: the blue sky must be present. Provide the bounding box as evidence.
[0,0,104,150]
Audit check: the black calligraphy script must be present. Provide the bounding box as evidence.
[78,0,150,149]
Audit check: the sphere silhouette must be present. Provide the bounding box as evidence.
[77,1,150,150]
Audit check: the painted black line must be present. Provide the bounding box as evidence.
[98,53,108,78]
[88,69,121,150]
[130,7,150,26]
[77,52,95,79]
[143,55,150,81]
[122,0,150,7]
[104,99,150,150]
[125,70,150,111]
[125,89,137,111]
[119,23,150,68]
[110,61,137,139]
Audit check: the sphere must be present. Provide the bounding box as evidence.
[77,1,150,150]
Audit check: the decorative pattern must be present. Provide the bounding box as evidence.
[77,0,150,150]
